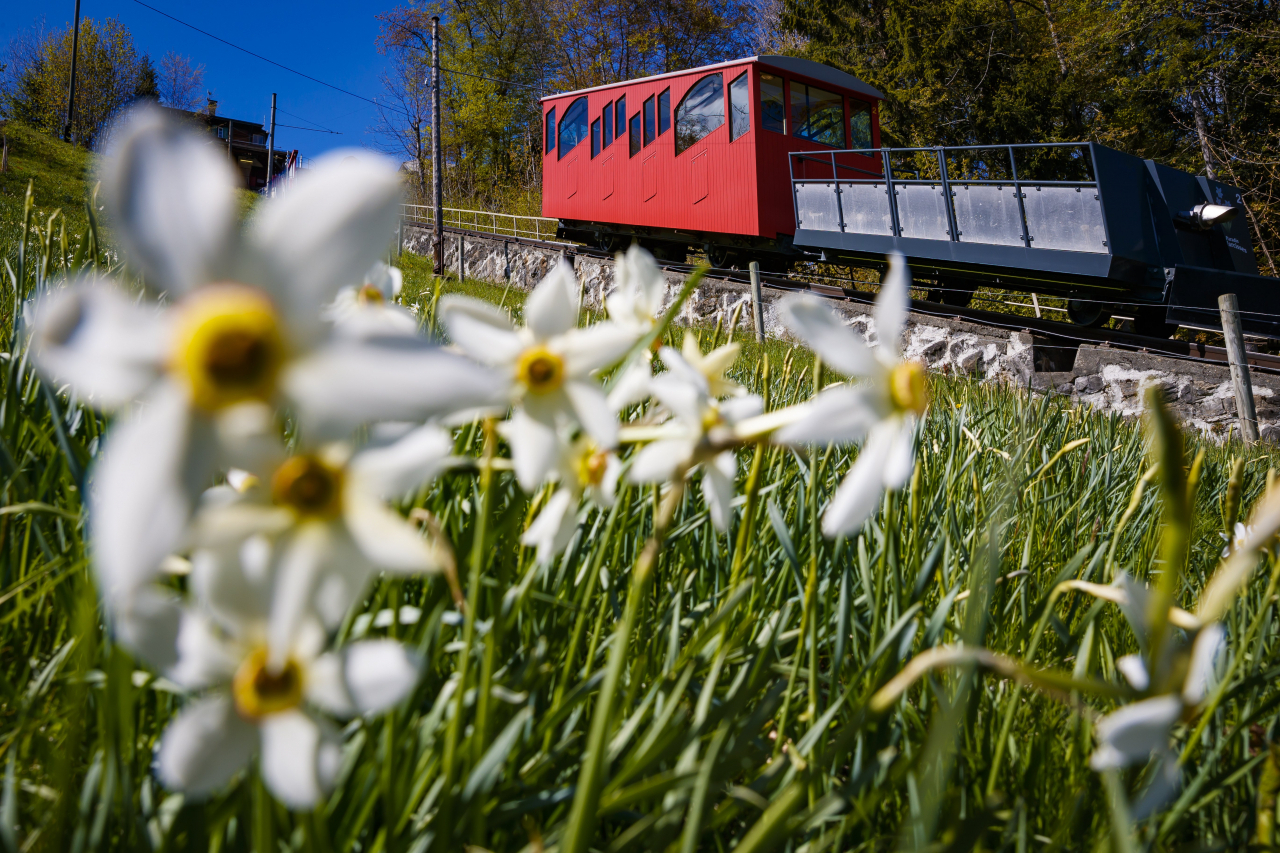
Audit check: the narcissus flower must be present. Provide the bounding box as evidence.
[513,428,621,562]
[25,109,501,636]
[326,261,419,339]
[439,259,638,486]
[774,253,924,538]
[156,605,419,809]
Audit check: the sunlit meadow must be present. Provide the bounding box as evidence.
[3,112,1280,853]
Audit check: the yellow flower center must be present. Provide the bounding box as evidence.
[516,346,565,394]
[357,283,385,304]
[171,284,286,412]
[233,648,304,719]
[701,404,724,434]
[271,455,344,519]
[888,361,928,415]
[573,441,610,488]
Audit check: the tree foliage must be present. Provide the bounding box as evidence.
[779,0,1280,272]
[1,17,154,148]
[158,51,206,113]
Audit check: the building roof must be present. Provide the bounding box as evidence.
[540,55,884,103]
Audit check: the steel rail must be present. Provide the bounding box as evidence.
[406,220,1280,376]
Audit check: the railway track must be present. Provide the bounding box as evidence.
[418,221,1280,377]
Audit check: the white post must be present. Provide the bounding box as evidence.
[749,261,765,344]
[1219,292,1259,442]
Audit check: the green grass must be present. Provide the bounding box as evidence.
[8,136,1280,851]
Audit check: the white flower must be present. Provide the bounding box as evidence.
[605,245,665,334]
[191,424,457,645]
[326,261,419,339]
[25,109,501,634]
[513,430,621,562]
[156,605,418,809]
[1220,521,1251,558]
[439,259,639,486]
[1089,695,1182,771]
[773,253,924,538]
[626,343,761,531]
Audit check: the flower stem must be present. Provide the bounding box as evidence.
[729,443,765,590]
[559,478,686,853]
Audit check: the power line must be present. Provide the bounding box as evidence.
[276,107,338,133]
[129,0,410,117]
[274,123,343,134]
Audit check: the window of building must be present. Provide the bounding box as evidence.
[728,72,750,140]
[252,133,266,145]
[643,95,656,146]
[545,107,556,154]
[615,95,627,143]
[675,73,724,155]
[850,100,873,149]
[558,97,589,159]
[790,82,845,147]
[629,112,641,157]
[591,119,601,157]
[760,74,785,134]
[603,101,614,147]
[217,125,228,140]
[658,89,671,135]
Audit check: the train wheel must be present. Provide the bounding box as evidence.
[927,280,976,308]
[1132,306,1179,338]
[1067,299,1112,328]
[705,244,738,270]
[596,233,629,253]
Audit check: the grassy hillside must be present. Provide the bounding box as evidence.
[0,120,95,243]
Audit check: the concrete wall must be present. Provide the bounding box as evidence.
[402,224,1280,442]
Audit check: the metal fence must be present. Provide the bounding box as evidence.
[790,143,1109,255]
[401,205,560,241]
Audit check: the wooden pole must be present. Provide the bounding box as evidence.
[265,93,277,195]
[63,0,82,143]
[431,16,444,276]
[1219,292,1259,442]
[749,260,765,344]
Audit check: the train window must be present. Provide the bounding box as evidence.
[728,72,750,140]
[603,102,614,147]
[545,107,556,154]
[850,100,872,149]
[643,96,656,146]
[615,95,627,142]
[658,89,671,134]
[760,74,785,134]
[558,97,589,159]
[591,119,601,158]
[629,113,641,157]
[790,82,845,147]
[675,73,724,155]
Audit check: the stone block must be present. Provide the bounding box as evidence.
[1075,374,1105,394]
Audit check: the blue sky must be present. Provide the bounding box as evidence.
[4,0,405,159]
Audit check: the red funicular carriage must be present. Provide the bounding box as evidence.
[541,56,884,269]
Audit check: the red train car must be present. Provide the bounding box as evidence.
[540,56,884,268]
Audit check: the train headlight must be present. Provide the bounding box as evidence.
[1186,203,1239,230]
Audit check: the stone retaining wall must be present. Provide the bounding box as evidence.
[402,224,1280,442]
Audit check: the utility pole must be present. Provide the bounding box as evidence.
[431,16,444,275]
[265,93,277,195]
[63,0,82,143]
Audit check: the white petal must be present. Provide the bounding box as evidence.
[259,710,338,810]
[778,295,877,377]
[1090,695,1182,771]
[27,280,168,408]
[312,532,375,629]
[90,380,209,600]
[190,503,295,549]
[111,585,183,671]
[253,151,403,331]
[332,304,421,340]
[284,341,509,436]
[657,346,710,396]
[593,455,622,507]
[349,424,455,498]
[1183,623,1225,705]
[522,487,578,562]
[874,253,912,357]
[500,408,560,492]
[438,296,525,367]
[189,541,273,629]
[167,609,240,689]
[343,483,439,573]
[342,640,421,713]
[560,322,641,376]
[366,261,403,300]
[305,652,355,717]
[268,524,331,670]
[565,381,618,448]
[1115,573,1152,649]
[607,358,653,412]
[525,259,579,340]
[773,385,882,446]
[719,395,764,425]
[1116,654,1150,691]
[649,374,708,431]
[156,693,258,797]
[702,452,737,532]
[99,107,238,295]
[821,422,895,538]
[882,417,916,489]
[628,438,696,484]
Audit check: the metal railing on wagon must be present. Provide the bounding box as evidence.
[788,143,1110,256]
[401,204,560,242]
